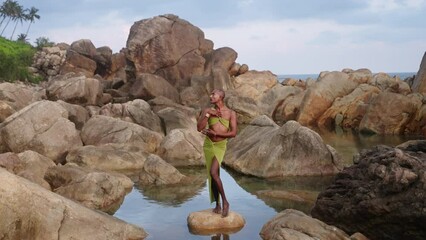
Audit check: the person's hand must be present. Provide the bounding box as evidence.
[201,129,216,137]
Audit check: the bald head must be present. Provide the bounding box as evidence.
[214,89,225,100]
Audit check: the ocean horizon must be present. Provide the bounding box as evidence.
[278,72,417,81]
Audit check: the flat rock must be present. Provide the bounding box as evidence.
[187,209,245,235]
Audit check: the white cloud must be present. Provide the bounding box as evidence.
[204,19,422,74]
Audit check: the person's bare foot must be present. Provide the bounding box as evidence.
[212,204,221,214]
[221,202,229,217]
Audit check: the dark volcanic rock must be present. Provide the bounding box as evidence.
[311,141,426,240]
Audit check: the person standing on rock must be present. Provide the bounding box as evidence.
[197,89,237,217]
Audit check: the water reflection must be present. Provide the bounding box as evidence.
[227,168,334,213]
[134,167,206,206]
[211,233,229,240]
[318,128,424,166]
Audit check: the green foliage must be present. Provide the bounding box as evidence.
[34,36,54,50]
[0,36,39,83]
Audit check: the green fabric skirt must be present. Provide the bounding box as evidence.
[203,137,228,203]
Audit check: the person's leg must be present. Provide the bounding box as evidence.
[211,179,221,213]
[210,157,229,217]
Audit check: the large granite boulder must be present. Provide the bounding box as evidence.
[311,141,426,240]
[136,154,187,185]
[98,99,163,134]
[157,128,204,167]
[47,72,103,106]
[60,39,97,77]
[0,82,46,112]
[0,168,147,239]
[260,209,364,240]
[272,90,306,124]
[129,73,180,103]
[45,164,133,214]
[297,71,359,127]
[157,107,197,134]
[126,14,208,89]
[229,70,278,102]
[57,100,90,130]
[0,100,82,163]
[81,115,163,153]
[224,116,343,178]
[66,143,148,172]
[317,84,381,130]
[359,92,422,134]
[0,151,55,190]
[412,51,426,94]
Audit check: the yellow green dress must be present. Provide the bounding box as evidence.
[204,116,230,203]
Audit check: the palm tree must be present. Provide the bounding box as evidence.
[0,0,16,35]
[24,6,39,37]
[10,3,24,40]
[16,33,28,43]
[0,0,19,37]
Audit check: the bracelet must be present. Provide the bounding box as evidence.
[205,113,210,118]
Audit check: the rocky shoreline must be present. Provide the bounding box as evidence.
[1,13,425,239]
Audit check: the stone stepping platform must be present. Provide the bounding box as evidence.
[187,209,245,235]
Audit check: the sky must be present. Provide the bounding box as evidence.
[6,0,426,74]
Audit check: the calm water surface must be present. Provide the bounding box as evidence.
[114,131,423,240]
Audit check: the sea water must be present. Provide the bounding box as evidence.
[278,72,416,81]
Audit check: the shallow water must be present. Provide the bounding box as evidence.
[114,131,423,240]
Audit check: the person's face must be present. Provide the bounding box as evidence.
[209,90,221,104]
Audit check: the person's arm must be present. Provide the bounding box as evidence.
[197,109,209,132]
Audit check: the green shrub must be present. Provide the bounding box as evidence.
[0,36,37,82]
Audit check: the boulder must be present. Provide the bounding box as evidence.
[148,96,198,116]
[107,52,127,80]
[225,117,343,178]
[260,209,355,240]
[412,51,426,93]
[0,168,147,239]
[157,107,197,134]
[311,142,426,240]
[0,100,15,122]
[0,100,82,163]
[129,73,180,103]
[126,14,206,88]
[230,70,278,102]
[66,143,149,172]
[187,209,245,235]
[57,100,90,130]
[272,90,306,124]
[60,49,97,77]
[98,99,163,134]
[16,150,56,190]
[297,71,359,126]
[157,128,204,167]
[317,84,381,130]
[137,154,187,185]
[45,164,133,214]
[0,82,46,111]
[81,115,163,153]
[47,73,103,106]
[359,92,422,134]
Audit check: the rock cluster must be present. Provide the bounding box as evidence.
[311,140,426,240]
[275,67,426,135]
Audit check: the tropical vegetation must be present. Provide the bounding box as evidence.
[0,1,45,83]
